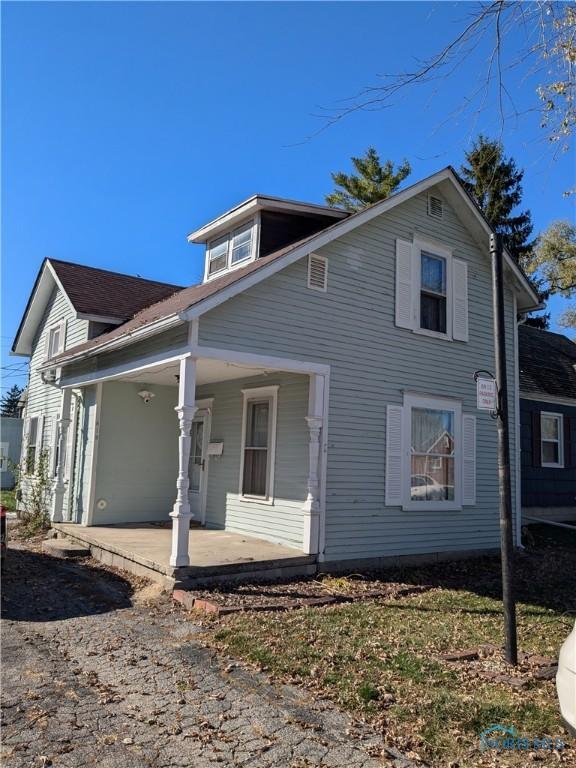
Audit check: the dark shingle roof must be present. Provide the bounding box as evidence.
[47,237,312,365]
[519,325,576,401]
[49,259,183,321]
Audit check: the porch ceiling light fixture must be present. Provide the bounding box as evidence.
[138,389,156,404]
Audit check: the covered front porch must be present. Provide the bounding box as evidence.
[50,329,329,580]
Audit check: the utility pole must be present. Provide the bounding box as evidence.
[490,232,518,666]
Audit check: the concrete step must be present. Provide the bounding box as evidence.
[42,538,91,559]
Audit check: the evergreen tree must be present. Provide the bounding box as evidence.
[326,147,411,211]
[1,385,24,417]
[460,136,534,265]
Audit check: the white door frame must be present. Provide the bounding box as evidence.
[189,398,213,524]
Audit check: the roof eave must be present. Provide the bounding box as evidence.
[187,195,348,244]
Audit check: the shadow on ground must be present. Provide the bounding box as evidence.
[1,546,133,622]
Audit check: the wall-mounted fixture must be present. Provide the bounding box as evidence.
[138,389,155,404]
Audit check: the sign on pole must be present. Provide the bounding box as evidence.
[476,377,497,411]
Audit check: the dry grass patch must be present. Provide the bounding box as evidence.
[212,549,575,767]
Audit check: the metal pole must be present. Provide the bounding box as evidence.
[490,232,518,666]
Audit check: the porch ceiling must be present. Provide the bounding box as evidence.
[120,358,277,387]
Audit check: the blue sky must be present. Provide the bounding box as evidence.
[2,1,574,393]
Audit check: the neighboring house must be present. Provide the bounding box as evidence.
[518,325,576,523]
[0,417,23,490]
[11,167,539,575]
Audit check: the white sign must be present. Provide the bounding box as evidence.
[476,377,497,411]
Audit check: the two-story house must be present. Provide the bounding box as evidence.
[518,325,576,523]
[12,167,539,584]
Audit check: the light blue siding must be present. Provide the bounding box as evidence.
[198,187,519,561]
[91,381,179,524]
[197,372,309,549]
[21,287,89,511]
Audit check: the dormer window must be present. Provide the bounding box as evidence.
[206,220,256,279]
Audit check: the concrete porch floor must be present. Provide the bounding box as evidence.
[53,523,317,587]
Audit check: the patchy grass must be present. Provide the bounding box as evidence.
[0,489,17,513]
[212,550,575,766]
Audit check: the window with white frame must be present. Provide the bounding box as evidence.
[26,417,39,474]
[0,443,8,472]
[240,386,278,500]
[207,220,255,277]
[395,237,469,342]
[46,320,65,359]
[541,412,563,467]
[420,251,448,334]
[409,400,457,504]
[385,394,476,511]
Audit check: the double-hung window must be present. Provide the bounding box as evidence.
[420,251,447,334]
[207,220,255,277]
[395,237,468,342]
[26,417,39,474]
[386,394,476,510]
[0,443,8,473]
[240,386,278,501]
[541,412,563,467]
[46,319,66,360]
[409,399,457,505]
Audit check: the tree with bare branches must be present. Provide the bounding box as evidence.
[321,2,574,167]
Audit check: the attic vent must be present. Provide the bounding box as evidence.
[428,195,444,220]
[307,253,328,292]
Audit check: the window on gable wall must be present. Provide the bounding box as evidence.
[541,412,564,467]
[46,320,65,359]
[420,252,447,334]
[395,237,469,342]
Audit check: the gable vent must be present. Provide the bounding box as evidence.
[307,253,328,292]
[427,195,444,220]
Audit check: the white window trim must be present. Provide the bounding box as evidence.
[413,237,453,341]
[540,411,564,468]
[24,412,44,476]
[204,215,260,282]
[402,393,462,511]
[238,385,279,505]
[0,442,8,472]
[45,319,66,360]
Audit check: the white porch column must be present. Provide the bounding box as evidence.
[170,356,197,567]
[51,388,72,523]
[302,374,325,555]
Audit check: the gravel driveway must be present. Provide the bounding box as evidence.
[1,544,410,768]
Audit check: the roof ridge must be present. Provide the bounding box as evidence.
[48,257,184,289]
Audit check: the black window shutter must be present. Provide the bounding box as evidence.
[532,411,541,467]
[564,416,572,468]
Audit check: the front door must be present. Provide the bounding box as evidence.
[188,417,207,521]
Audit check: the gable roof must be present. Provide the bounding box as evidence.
[43,166,541,369]
[519,325,576,401]
[11,258,182,356]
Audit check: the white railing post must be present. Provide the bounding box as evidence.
[302,374,325,555]
[51,388,72,523]
[170,356,197,567]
